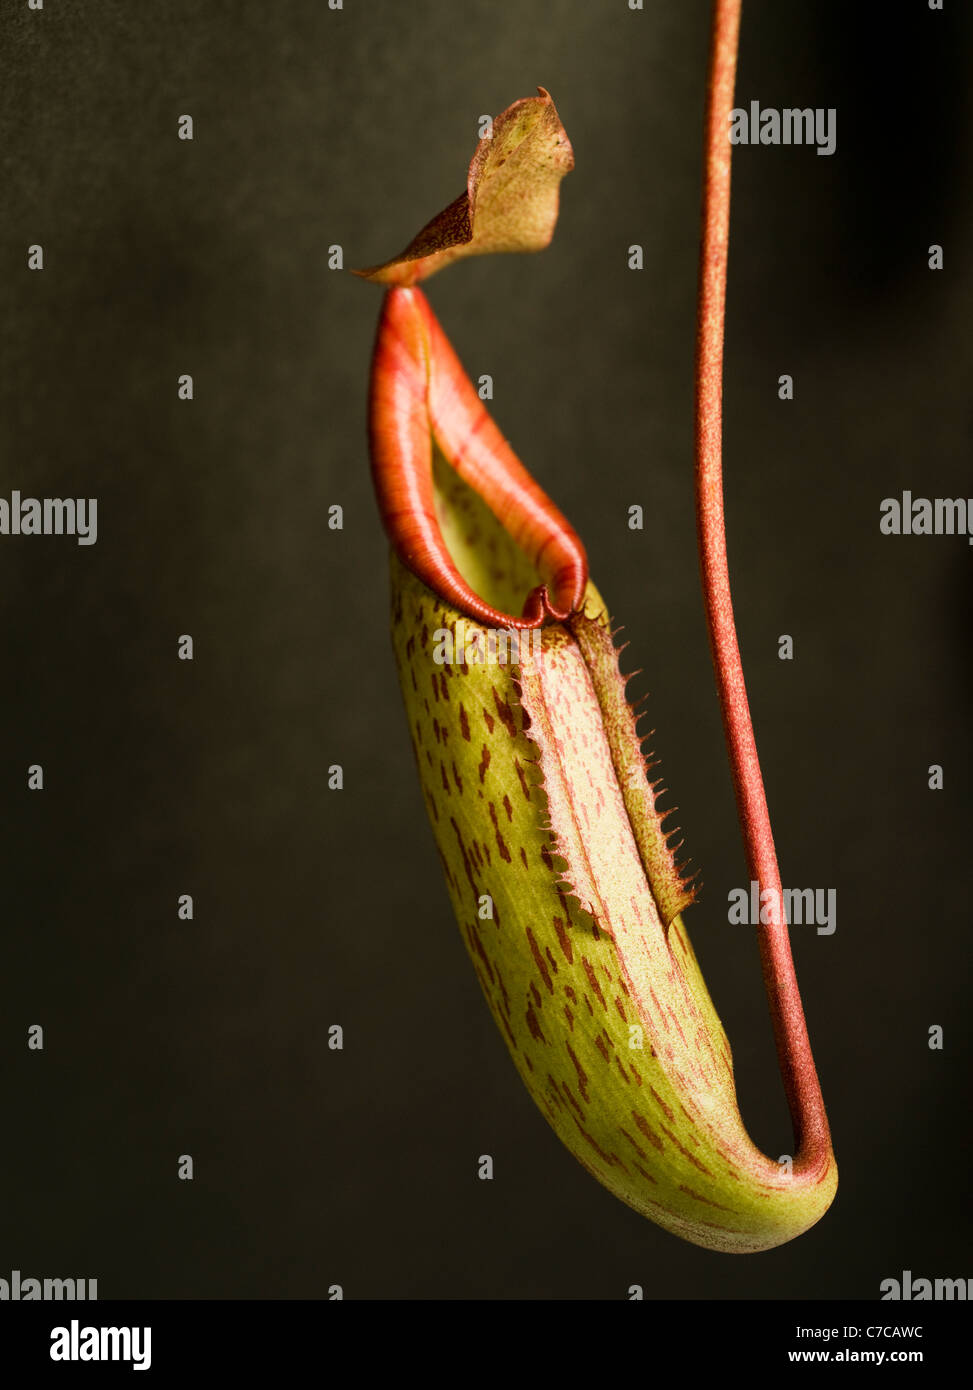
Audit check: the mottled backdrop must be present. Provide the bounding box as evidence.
[0,0,970,1299]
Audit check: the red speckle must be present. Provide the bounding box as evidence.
[619,1127,648,1161]
[660,1124,713,1177]
[464,919,495,986]
[525,927,554,993]
[679,1185,732,1211]
[565,1042,590,1103]
[561,1082,585,1119]
[633,1112,664,1153]
[492,687,516,737]
[650,1086,675,1123]
[582,957,608,1011]
[497,1009,519,1053]
[487,801,512,862]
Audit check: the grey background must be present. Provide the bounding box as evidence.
[0,0,970,1299]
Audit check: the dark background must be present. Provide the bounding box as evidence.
[1,0,970,1300]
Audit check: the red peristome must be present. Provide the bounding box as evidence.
[368,285,588,629]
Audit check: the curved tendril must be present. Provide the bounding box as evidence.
[694,0,833,1173]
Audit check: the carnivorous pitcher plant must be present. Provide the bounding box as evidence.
[351,0,837,1253]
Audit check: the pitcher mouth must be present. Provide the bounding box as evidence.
[368,285,589,630]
